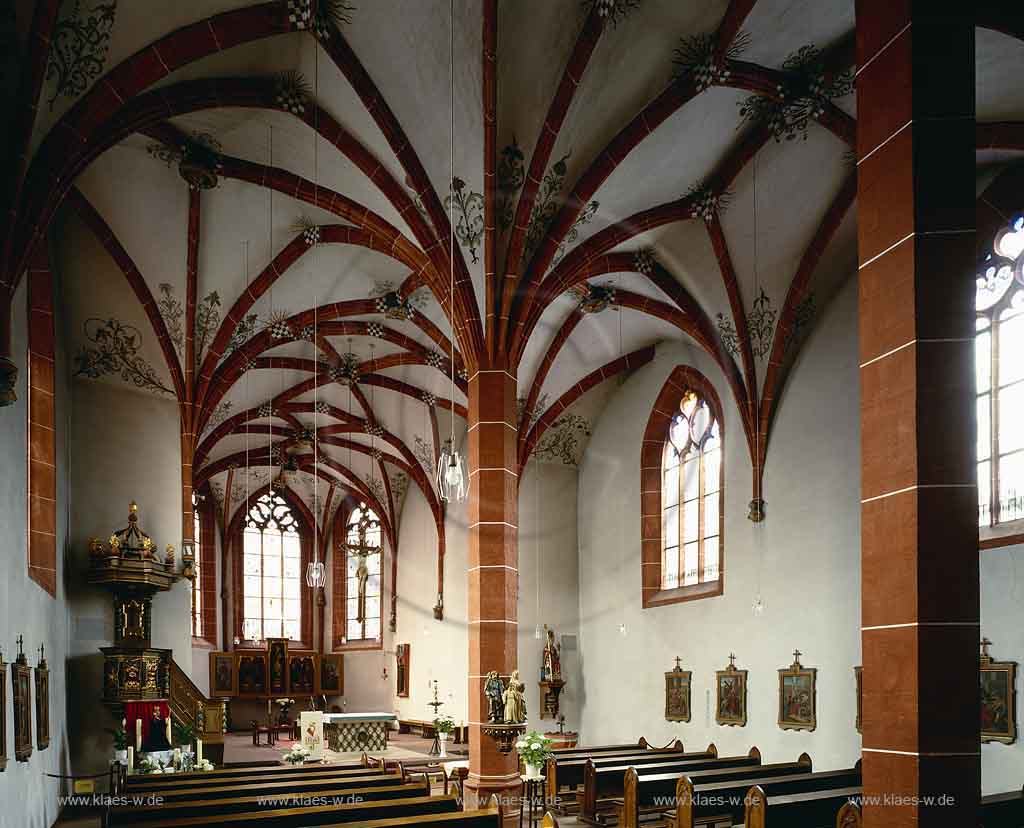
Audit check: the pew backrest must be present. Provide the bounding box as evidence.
[743,783,862,828]
[125,764,384,792]
[136,771,405,804]
[544,743,688,802]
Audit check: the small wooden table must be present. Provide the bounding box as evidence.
[520,774,545,828]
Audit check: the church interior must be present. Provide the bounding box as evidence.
[0,1,1021,826]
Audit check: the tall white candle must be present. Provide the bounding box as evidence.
[166,715,172,745]
[127,747,134,775]
[196,738,203,765]
[135,719,142,751]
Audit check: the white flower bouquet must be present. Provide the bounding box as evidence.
[283,743,311,765]
[515,730,553,769]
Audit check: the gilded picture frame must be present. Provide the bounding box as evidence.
[664,658,691,723]
[35,648,50,751]
[267,638,288,696]
[980,639,1017,745]
[12,651,33,762]
[854,666,863,734]
[210,652,237,696]
[0,652,7,772]
[715,654,747,727]
[778,650,816,732]
[320,653,343,695]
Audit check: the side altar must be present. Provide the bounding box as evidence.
[207,639,343,700]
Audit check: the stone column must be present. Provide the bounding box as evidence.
[856,6,978,825]
[464,365,520,812]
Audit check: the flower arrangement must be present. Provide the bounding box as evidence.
[138,755,166,774]
[515,730,553,773]
[433,714,455,735]
[283,743,311,765]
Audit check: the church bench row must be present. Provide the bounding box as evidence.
[124,761,385,793]
[109,790,457,828]
[982,786,1024,827]
[742,784,862,827]
[130,771,406,805]
[615,750,811,828]
[108,779,430,826]
[581,747,758,823]
[124,756,370,787]
[551,738,660,756]
[659,767,860,828]
[545,741,687,807]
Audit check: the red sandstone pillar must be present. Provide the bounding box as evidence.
[856,6,978,825]
[464,365,520,812]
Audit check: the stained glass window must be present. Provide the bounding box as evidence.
[662,391,722,589]
[242,492,303,641]
[344,504,382,642]
[976,214,1024,527]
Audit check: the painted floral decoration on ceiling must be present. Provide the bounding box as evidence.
[45,0,118,109]
[738,44,855,142]
[672,31,749,92]
[74,318,173,396]
[157,283,184,357]
[497,139,525,234]
[532,414,592,466]
[147,133,223,191]
[523,152,600,268]
[584,0,641,28]
[445,177,484,265]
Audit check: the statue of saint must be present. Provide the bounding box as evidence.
[542,625,562,681]
[484,671,504,723]
[503,670,527,724]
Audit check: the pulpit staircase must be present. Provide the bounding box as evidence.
[168,658,226,764]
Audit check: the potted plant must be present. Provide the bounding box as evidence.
[433,714,455,758]
[283,743,311,765]
[173,720,194,749]
[106,720,129,764]
[516,731,553,780]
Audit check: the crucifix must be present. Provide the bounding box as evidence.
[344,509,380,628]
[728,653,736,668]
[674,656,682,670]
[792,649,802,666]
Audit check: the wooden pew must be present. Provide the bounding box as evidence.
[581,746,754,824]
[125,757,368,786]
[546,741,687,809]
[125,763,385,793]
[742,783,862,827]
[669,766,860,828]
[133,771,406,804]
[836,801,862,827]
[337,795,503,828]
[113,793,461,828]
[618,751,811,828]
[551,739,657,756]
[982,786,1024,827]
[108,779,431,826]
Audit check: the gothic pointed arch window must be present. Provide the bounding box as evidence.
[976,213,1024,533]
[642,367,724,607]
[239,491,305,642]
[191,490,216,644]
[343,503,382,644]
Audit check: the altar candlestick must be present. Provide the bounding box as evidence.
[166,715,172,746]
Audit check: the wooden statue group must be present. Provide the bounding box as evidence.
[484,670,526,724]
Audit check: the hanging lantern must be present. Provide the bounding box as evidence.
[305,558,326,589]
[436,438,467,502]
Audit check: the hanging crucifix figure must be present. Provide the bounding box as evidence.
[345,509,380,629]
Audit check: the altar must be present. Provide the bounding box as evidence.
[323,712,396,753]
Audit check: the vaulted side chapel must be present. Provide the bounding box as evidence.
[0,2,1021,827]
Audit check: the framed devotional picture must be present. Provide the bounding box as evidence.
[665,657,691,723]
[854,666,863,734]
[210,652,237,696]
[0,649,7,772]
[778,650,816,732]
[35,646,49,751]
[267,638,288,695]
[715,654,747,727]
[980,638,1017,745]
[11,640,33,762]
[320,653,343,694]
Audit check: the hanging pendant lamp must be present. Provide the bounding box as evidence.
[305,38,326,591]
[437,0,467,503]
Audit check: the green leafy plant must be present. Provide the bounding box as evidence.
[515,730,553,767]
[173,720,194,747]
[106,726,128,751]
[433,714,455,735]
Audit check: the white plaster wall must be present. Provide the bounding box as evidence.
[67,380,193,774]
[980,542,1024,794]
[0,278,72,828]
[577,277,863,771]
